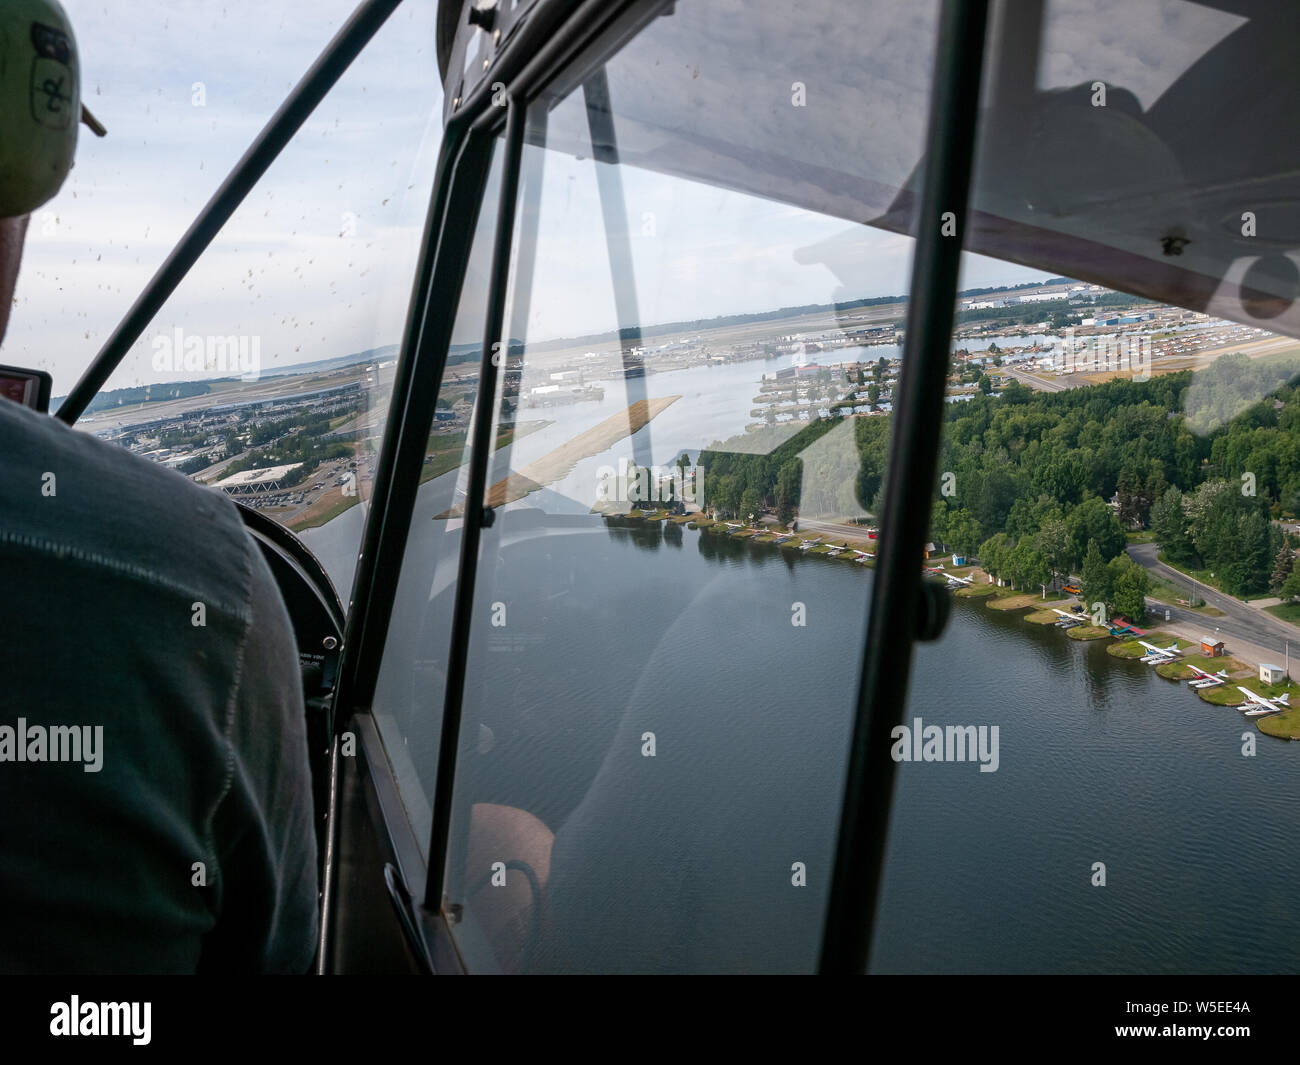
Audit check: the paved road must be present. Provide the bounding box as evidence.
[793,517,877,543]
[1127,542,1298,657]
[1002,368,1068,393]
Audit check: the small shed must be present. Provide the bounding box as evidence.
[1260,663,1286,685]
[952,554,967,567]
[1200,636,1225,657]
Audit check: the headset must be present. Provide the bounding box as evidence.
[0,0,104,219]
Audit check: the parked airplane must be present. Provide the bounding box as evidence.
[1186,664,1229,689]
[1051,608,1084,628]
[1138,640,1180,663]
[945,574,974,587]
[1237,687,1291,716]
[852,550,874,564]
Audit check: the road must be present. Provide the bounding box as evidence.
[791,516,877,543]
[1001,367,1068,392]
[1127,542,1298,659]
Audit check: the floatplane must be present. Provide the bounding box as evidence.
[1051,608,1085,628]
[798,536,822,552]
[1237,687,1290,716]
[922,564,972,587]
[852,549,874,564]
[1139,640,1181,664]
[1186,663,1229,689]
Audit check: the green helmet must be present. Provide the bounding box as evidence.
[0,0,97,217]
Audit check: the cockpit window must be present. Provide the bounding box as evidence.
[413,0,960,974]
[25,1,443,598]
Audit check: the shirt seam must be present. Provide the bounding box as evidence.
[202,527,257,906]
[0,530,250,621]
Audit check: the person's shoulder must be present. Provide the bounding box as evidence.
[0,399,254,618]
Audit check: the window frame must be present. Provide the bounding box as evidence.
[339,0,994,973]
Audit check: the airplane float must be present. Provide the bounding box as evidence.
[1138,640,1180,664]
[1237,687,1290,716]
[1186,664,1229,689]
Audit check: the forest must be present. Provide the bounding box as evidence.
[695,356,1300,618]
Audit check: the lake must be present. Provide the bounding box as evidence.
[302,349,1300,974]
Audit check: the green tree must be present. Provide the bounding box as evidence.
[740,487,763,523]
[1283,563,1300,601]
[775,460,800,527]
[712,474,741,518]
[1271,542,1295,593]
[1109,555,1151,621]
[978,374,993,395]
[1033,517,1071,581]
[1151,486,1196,565]
[1008,540,1050,591]
[979,532,1013,582]
[1080,539,1113,617]
[1067,497,1126,566]
[945,508,983,557]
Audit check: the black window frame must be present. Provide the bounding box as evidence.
[344,0,993,973]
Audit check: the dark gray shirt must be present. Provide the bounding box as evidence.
[0,399,318,973]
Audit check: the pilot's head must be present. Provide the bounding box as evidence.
[0,0,104,343]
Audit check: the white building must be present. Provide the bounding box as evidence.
[1260,663,1286,685]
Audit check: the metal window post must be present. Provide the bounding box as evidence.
[423,94,528,912]
[819,0,991,975]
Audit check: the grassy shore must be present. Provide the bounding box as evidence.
[1198,677,1300,707]
[1066,624,1111,640]
[1258,705,1300,740]
[986,592,1044,611]
[1154,655,1246,681]
[1107,633,1198,659]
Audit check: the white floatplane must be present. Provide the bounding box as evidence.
[1138,640,1180,664]
[852,549,874,564]
[1186,663,1229,689]
[945,573,974,587]
[1237,687,1290,716]
[1051,608,1085,628]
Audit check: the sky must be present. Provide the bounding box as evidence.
[5,0,1246,400]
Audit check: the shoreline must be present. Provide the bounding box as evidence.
[609,508,1300,740]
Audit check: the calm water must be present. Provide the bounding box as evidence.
[302,350,1300,974]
